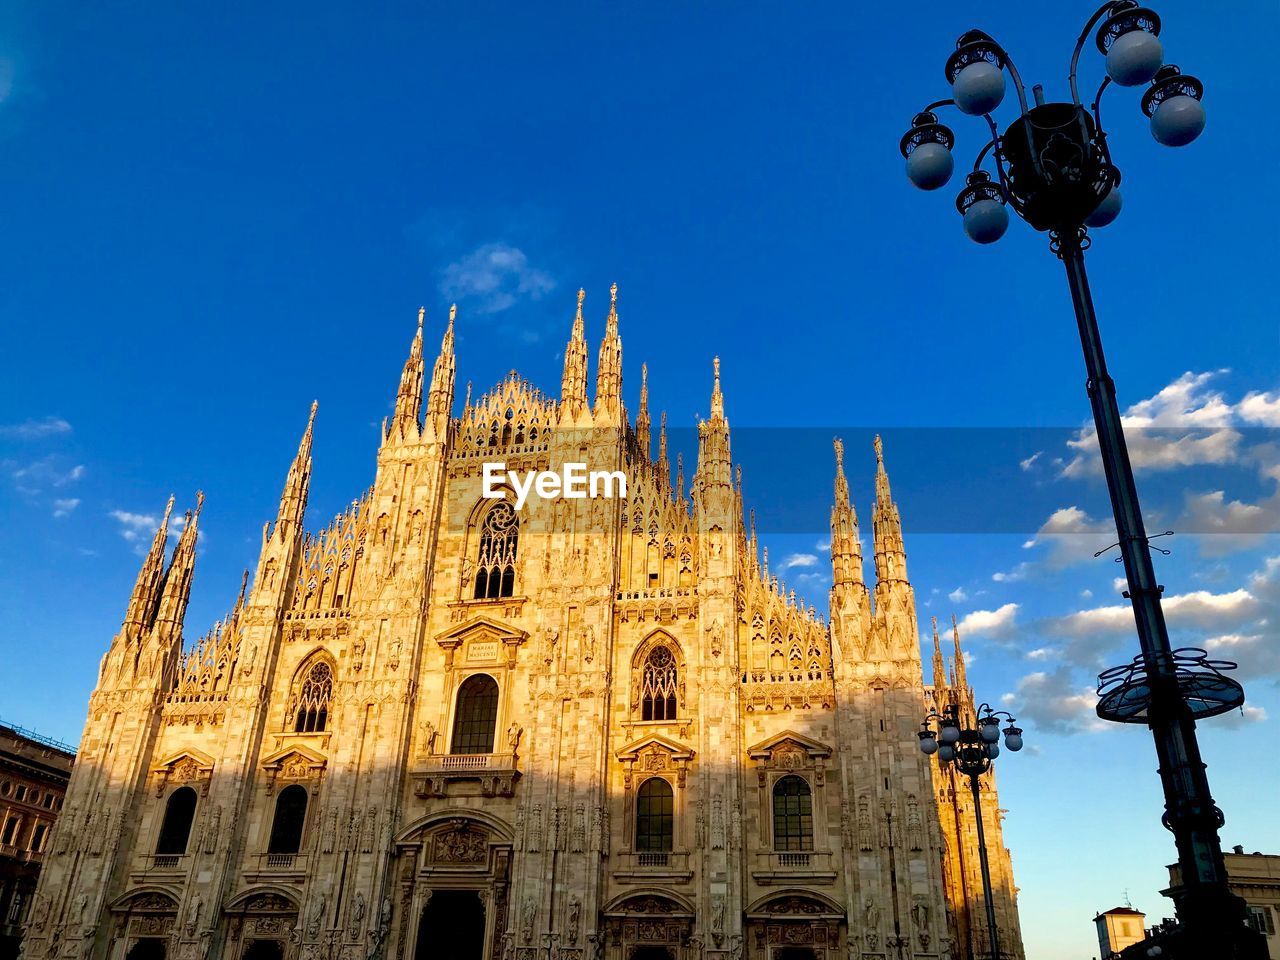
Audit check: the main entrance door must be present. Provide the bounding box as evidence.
[242,941,285,960]
[125,940,166,960]
[414,890,486,960]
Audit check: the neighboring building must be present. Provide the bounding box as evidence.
[1166,848,1280,959]
[1093,905,1146,958]
[22,289,1024,960]
[0,722,74,960]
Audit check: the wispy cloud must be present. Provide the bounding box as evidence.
[440,243,554,315]
[948,587,968,602]
[52,498,80,518]
[780,553,819,570]
[0,416,72,440]
[7,456,85,496]
[109,509,161,543]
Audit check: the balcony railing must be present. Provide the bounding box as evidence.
[612,851,693,883]
[412,753,521,799]
[143,854,186,871]
[751,850,836,884]
[418,753,516,772]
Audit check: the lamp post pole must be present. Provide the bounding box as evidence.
[919,703,1024,960]
[899,5,1263,955]
[969,771,1000,960]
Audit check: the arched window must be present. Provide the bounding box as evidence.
[474,502,518,600]
[451,674,499,755]
[635,778,674,852]
[772,775,814,851]
[641,646,679,721]
[292,660,333,733]
[268,784,309,854]
[155,786,197,855]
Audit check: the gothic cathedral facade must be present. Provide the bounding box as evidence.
[21,287,1023,960]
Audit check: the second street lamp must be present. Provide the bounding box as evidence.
[898,4,1263,957]
[920,703,1024,960]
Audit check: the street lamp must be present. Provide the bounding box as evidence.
[919,702,1023,960]
[899,5,1263,958]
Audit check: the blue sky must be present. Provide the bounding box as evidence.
[0,3,1276,958]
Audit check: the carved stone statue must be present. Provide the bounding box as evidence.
[305,893,326,939]
[348,892,366,939]
[507,723,523,753]
[419,720,436,756]
[183,895,201,937]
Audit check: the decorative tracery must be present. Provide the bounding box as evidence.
[291,660,333,733]
[474,502,519,600]
[641,647,679,721]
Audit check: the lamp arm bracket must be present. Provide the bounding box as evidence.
[1070,1,1125,105]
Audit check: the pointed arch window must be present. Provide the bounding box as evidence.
[772,775,814,851]
[635,778,674,852]
[451,674,499,754]
[641,646,679,721]
[155,786,198,855]
[268,784,309,854]
[474,501,519,600]
[292,660,333,733]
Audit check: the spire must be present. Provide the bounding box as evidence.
[594,282,622,411]
[276,402,316,538]
[153,492,204,637]
[658,411,669,467]
[951,614,969,693]
[561,288,589,409]
[710,356,725,421]
[389,309,425,438]
[829,436,865,589]
[426,304,457,430]
[635,362,652,454]
[122,495,176,634]
[871,434,908,583]
[932,616,948,692]
[675,452,685,500]
[234,569,249,616]
[695,356,732,500]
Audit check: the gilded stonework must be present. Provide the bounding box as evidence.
[22,290,1022,960]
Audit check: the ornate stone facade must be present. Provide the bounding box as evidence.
[22,288,1022,960]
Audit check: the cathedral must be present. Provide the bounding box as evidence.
[21,286,1024,960]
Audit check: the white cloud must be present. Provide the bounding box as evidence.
[1214,705,1268,729]
[948,587,968,602]
[1239,390,1280,427]
[110,509,161,543]
[7,456,86,495]
[956,603,1019,638]
[440,243,554,315]
[815,538,831,552]
[52,498,80,518]
[780,553,819,570]
[1021,506,1115,570]
[0,416,72,440]
[1019,451,1043,471]
[1047,588,1261,640]
[1080,589,1093,599]
[1007,668,1108,735]
[1060,371,1245,478]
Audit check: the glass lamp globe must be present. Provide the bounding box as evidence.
[963,198,1009,244]
[1106,30,1163,86]
[1004,727,1024,752]
[1085,188,1123,227]
[939,723,961,745]
[952,61,1006,115]
[1151,94,1206,146]
[918,734,938,755]
[979,718,1001,742]
[938,743,957,762]
[906,142,954,191]
[986,742,1001,759]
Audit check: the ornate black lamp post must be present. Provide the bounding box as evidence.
[899,5,1263,957]
[919,703,1023,960]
